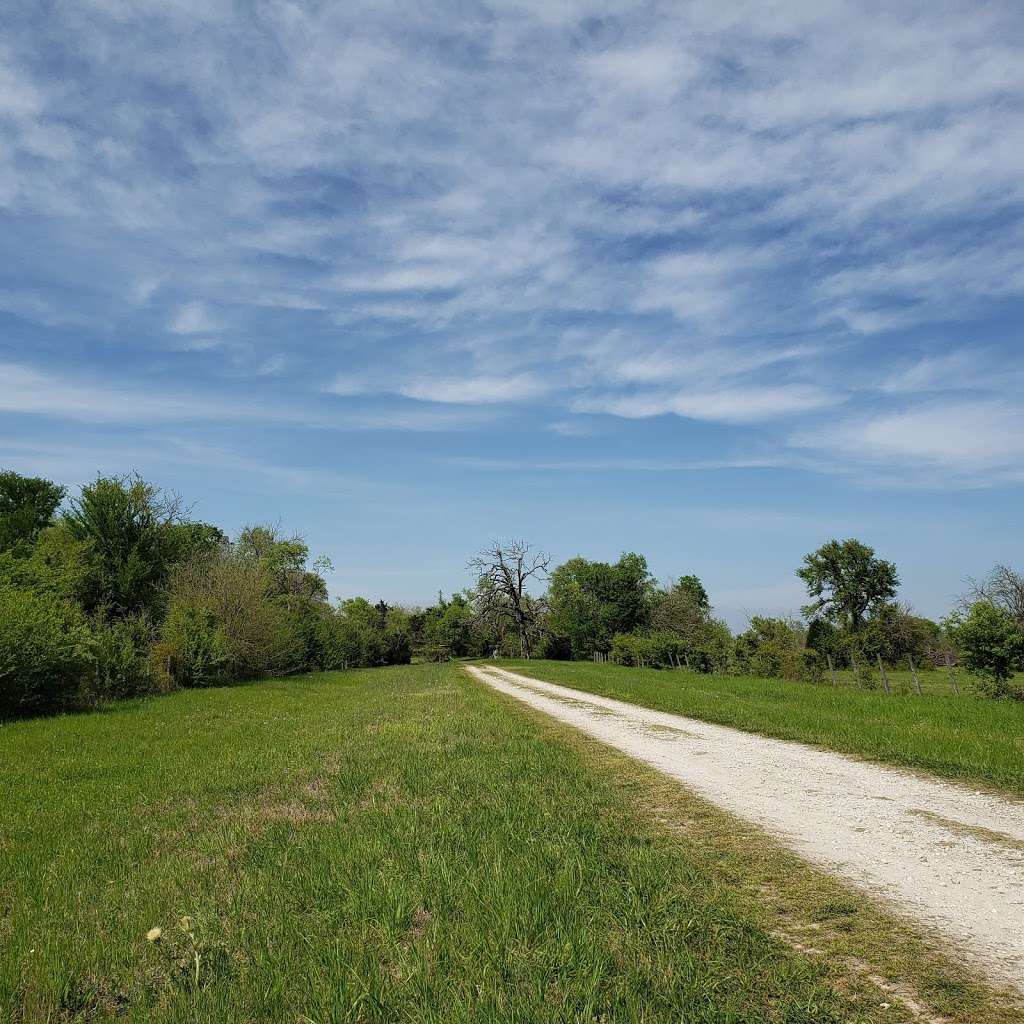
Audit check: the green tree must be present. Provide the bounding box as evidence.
[416,592,477,661]
[62,474,184,618]
[548,552,655,658]
[947,602,1024,695]
[0,471,65,552]
[860,603,938,667]
[0,582,93,714]
[236,525,328,603]
[651,575,710,636]
[968,565,1024,629]
[797,539,899,633]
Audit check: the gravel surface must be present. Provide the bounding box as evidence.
[468,664,1024,993]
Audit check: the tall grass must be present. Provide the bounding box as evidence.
[501,660,1024,797]
[2,663,868,1022]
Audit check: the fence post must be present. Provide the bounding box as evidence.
[876,653,891,695]
[907,654,923,696]
[826,653,837,686]
[945,653,960,695]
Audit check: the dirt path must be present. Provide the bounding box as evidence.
[467,664,1024,993]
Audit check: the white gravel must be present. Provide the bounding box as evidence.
[467,664,1024,993]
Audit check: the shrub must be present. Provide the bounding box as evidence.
[610,631,682,668]
[734,617,821,682]
[948,602,1024,698]
[84,614,157,703]
[161,603,232,688]
[0,583,93,715]
[324,598,413,669]
[162,552,306,687]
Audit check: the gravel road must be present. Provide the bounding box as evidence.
[467,664,1024,993]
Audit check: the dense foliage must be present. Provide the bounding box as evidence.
[2,469,1022,717]
[0,472,411,716]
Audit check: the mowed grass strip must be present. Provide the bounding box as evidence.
[499,660,1024,797]
[5,663,871,1023]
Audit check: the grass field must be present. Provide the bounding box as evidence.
[3,663,1019,1023]
[499,660,1024,797]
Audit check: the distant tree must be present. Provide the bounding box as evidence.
[167,521,227,565]
[469,540,551,658]
[651,575,710,636]
[0,471,65,552]
[329,596,412,667]
[967,566,1024,628]
[861,603,934,666]
[415,592,477,661]
[63,474,185,618]
[797,539,899,633]
[946,602,1024,696]
[548,552,656,659]
[235,525,328,603]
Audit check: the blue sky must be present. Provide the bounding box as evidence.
[2,1,1022,626]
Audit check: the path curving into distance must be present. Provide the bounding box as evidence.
[466,664,1024,994]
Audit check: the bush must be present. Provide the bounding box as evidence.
[734,617,821,682]
[0,583,93,715]
[84,614,157,703]
[610,631,683,668]
[948,602,1024,698]
[161,603,232,688]
[323,599,412,669]
[162,553,306,687]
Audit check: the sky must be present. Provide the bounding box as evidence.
[1,0,1022,627]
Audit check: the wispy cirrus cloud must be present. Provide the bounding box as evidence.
[790,399,1024,487]
[574,384,836,425]
[0,361,492,433]
[1,0,1022,497]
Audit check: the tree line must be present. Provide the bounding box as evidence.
[2,469,1022,717]
[0,471,416,717]
[460,539,1024,697]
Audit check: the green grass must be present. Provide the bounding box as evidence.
[3,663,882,1022]
[499,659,1024,797]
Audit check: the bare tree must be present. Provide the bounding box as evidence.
[968,565,1024,626]
[469,540,551,658]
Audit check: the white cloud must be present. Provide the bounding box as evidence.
[0,362,493,432]
[2,1,1023,492]
[398,373,551,405]
[337,265,467,293]
[326,369,553,406]
[879,349,1011,395]
[170,302,221,335]
[578,384,835,424]
[441,455,779,472]
[792,400,1024,477]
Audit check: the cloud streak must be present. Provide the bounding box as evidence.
[0,1,1022,490]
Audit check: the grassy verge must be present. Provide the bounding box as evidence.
[498,659,1024,797]
[0,664,874,1022]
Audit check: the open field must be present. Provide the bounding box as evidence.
[499,660,1024,797]
[4,663,1020,1023]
